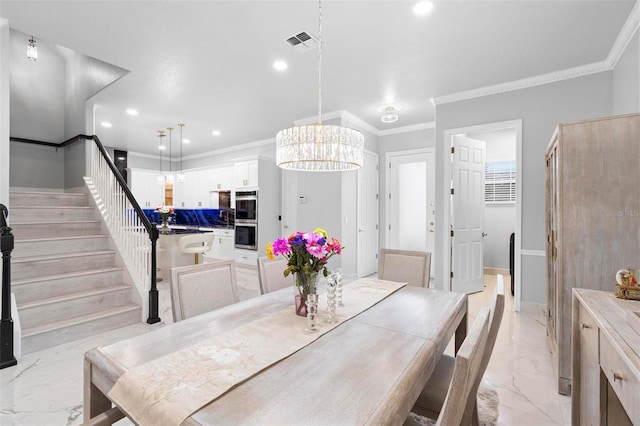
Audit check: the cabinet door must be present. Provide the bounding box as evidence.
[235,160,258,188]
[221,236,235,259]
[578,305,600,424]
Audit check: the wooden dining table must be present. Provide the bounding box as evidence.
[83,279,467,426]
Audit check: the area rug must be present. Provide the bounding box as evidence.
[406,384,500,426]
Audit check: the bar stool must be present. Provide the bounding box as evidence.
[179,233,215,264]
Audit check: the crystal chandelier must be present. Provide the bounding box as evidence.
[276,0,364,172]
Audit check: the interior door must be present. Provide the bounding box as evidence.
[451,135,486,294]
[357,151,379,277]
[387,149,435,255]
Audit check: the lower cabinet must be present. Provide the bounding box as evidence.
[203,229,235,260]
[235,248,257,266]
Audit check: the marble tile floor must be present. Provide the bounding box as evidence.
[0,270,570,426]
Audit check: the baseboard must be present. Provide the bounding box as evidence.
[484,267,509,276]
[9,187,64,193]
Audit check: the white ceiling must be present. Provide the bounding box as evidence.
[1,1,636,157]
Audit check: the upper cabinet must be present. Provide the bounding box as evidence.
[129,168,163,208]
[235,160,259,188]
[211,165,234,191]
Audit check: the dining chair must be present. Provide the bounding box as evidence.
[378,248,431,287]
[405,307,491,426]
[170,259,239,322]
[411,276,506,425]
[178,233,215,264]
[256,256,294,295]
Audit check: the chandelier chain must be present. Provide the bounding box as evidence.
[318,0,322,125]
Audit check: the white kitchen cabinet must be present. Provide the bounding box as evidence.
[211,165,234,191]
[191,169,211,208]
[235,248,257,265]
[235,160,258,188]
[129,169,163,208]
[203,229,235,260]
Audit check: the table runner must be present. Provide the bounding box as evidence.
[107,278,406,425]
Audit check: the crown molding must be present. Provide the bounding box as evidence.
[181,137,275,161]
[606,0,639,69]
[435,1,639,106]
[378,121,435,137]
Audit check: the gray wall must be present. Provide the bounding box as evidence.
[435,71,614,305]
[378,127,435,248]
[1,20,10,206]
[612,31,640,115]
[10,141,65,189]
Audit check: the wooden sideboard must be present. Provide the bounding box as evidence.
[572,289,640,425]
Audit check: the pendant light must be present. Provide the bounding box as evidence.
[165,127,175,183]
[27,36,38,61]
[275,0,364,172]
[176,123,186,183]
[157,131,166,184]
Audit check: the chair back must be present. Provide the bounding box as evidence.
[436,307,491,426]
[178,233,215,254]
[459,275,505,424]
[257,256,294,294]
[378,248,431,287]
[170,260,239,322]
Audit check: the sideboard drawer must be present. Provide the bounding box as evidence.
[600,334,640,424]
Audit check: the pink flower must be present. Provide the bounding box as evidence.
[328,238,342,255]
[271,238,291,256]
[305,232,327,259]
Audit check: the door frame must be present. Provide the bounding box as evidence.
[356,150,380,278]
[384,147,435,252]
[441,119,522,311]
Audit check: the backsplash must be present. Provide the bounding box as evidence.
[142,208,234,228]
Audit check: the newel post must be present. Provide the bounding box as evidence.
[147,225,160,324]
[0,204,17,369]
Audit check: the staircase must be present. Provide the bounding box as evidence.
[9,191,141,355]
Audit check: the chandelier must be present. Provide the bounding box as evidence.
[27,36,38,61]
[275,0,364,172]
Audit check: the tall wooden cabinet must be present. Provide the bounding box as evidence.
[545,113,640,395]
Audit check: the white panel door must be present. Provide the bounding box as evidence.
[357,151,379,277]
[387,150,435,257]
[451,135,486,294]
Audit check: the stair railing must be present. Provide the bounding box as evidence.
[0,203,17,369]
[84,135,161,324]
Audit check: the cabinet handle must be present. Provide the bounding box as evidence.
[581,323,591,329]
[612,371,623,382]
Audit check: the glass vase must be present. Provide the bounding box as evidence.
[325,274,338,324]
[294,271,319,317]
[305,293,319,333]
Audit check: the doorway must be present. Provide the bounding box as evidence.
[385,148,436,282]
[442,120,522,310]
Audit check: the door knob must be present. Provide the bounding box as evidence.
[481,232,488,237]
[358,229,365,232]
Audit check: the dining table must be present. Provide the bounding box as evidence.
[83,278,468,426]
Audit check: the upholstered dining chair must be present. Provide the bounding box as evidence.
[178,233,215,265]
[170,260,239,322]
[257,256,294,295]
[405,307,491,426]
[378,248,431,287]
[412,276,506,425]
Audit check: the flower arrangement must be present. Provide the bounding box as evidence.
[155,205,175,225]
[266,228,342,307]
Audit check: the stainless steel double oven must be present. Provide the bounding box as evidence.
[234,191,257,250]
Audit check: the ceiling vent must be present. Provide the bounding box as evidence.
[285,31,318,54]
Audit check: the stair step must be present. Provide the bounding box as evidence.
[21,304,141,355]
[10,221,103,238]
[19,285,134,329]
[12,267,124,304]
[9,191,89,207]
[12,250,117,280]
[11,206,96,222]
[13,235,108,258]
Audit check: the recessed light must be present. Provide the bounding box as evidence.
[126,108,139,116]
[414,1,434,16]
[182,138,191,144]
[101,122,112,128]
[159,145,166,150]
[376,104,402,113]
[117,156,125,160]
[273,60,288,71]
[212,130,221,137]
